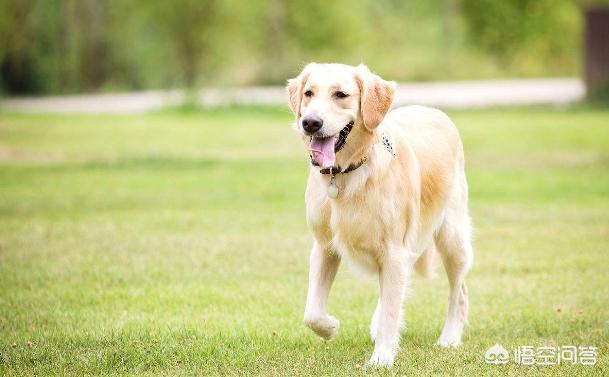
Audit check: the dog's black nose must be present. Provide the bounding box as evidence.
[302,114,323,134]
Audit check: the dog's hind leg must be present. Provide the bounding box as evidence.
[435,202,473,347]
[303,242,341,341]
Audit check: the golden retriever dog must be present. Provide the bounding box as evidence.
[286,63,474,367]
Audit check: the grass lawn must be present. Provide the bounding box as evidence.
[0,107,608,376]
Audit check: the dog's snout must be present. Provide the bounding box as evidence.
[302,114,323,134]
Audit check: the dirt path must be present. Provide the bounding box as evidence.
[0,78,584,114]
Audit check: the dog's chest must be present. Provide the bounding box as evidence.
[331,204,384,272]
[307,186,403,273]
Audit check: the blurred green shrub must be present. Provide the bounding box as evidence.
[0,0,590,94]
[461,0,581,76]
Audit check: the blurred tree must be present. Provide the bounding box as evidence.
[0,0,588,95]
[60,0,110,91]
[461,0,580,74]
[149,0,216,89]
[441,0,459,72]
[0,0,115,93]
[0,0,54,93]
[260,0,287,83]
[249,0,369,84]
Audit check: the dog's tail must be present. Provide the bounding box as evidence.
[414,243,438,278]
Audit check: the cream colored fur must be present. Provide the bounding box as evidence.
[287,63,473,368]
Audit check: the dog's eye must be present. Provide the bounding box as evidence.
[304,90,314,97]
[334,91,349,99]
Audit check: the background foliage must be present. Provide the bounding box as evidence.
[0,0,594,94]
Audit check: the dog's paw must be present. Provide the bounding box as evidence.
[366,347,396,368]
[436,335,462,348]
[304,314,340,341]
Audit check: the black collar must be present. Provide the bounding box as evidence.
[334,121,354,153]
[318,156,368,175]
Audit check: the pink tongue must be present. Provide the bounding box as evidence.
[309,136,336,168]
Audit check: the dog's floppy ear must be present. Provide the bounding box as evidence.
[286,63,315,119]
[355,64,396,130]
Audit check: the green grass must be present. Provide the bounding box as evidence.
[1,107,608,376]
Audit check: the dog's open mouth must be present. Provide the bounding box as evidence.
[309,136,336,168]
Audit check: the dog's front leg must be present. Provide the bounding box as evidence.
[368,251,408,367]
[303,242,341,340]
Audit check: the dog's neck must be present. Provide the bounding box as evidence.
[309,120,393,199]
[334,120,376,171]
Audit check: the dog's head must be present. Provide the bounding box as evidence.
[286,63,395,169]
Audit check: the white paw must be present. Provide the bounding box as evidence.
[367,347,396,368]
[304,315,340,341]
[436,334,462,348]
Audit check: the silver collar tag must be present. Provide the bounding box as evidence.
[327,174,339,199]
